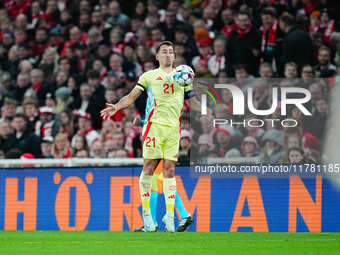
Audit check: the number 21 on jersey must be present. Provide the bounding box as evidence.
[163,83,174,94]
[145,137,156,147]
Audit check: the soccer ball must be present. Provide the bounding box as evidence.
[173,65,195,86]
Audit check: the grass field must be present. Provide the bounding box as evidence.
[0,231,339,255]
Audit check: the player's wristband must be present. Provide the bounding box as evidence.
[184,89,195,99]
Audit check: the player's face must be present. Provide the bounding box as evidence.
[156,45,175,67]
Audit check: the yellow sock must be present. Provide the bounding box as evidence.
[139,171,153,214]
[163,177,176,217]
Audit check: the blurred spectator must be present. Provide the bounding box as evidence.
[308,81,326,110]
[105,1,130,31]
[51,132,72,158]
[178,129,193,165]
[1,97,17,122]
[111,131,125,150]
[200,114,215,138]
[72,110,100,147]
[282,127,303,163]
[49,27,64,52]
[123,117,142,157]
[71,82,99,128]
[310,8,337,46]
[159,8,184,42]
[27,68,53,105]
[314,45,336,78]
[302,132,321,154]
[197,133,214,158]
[0,120,12,151]
[0,72,14,98]
[55,87,73,114]
[284,62,298,80]
[33,27,49,58]
[259,62,274,78]
[300,64,315,88]
[35,106,59,139]
[56,109,74,139]
[90,140,105,158]
[234,64,255,93]
[4,113,41,157]
[62,26,86,56]
[279,12,314,74]
[18,60,33,75]
[174,24,197,62]
[107,148,129,158]
[251,79,271,111]
[100,119,118,142]
[226,11,261,76]
[22,97,39,131]
[87,70,106,129]
[260,7,283,67]
[71,133,89,156]
[40,136,53,158]
[192,31,213,74]
[214,104,230,119]
[220,8,236,38]
[214,125,236,157]
[208,37,226,76]
[75,149,89,158]
[259,129,284,164]
[104,139,116,156]
[307,98,328,139]
[287,147,305,164]
[13,72,31,102]
[225,148,242,158]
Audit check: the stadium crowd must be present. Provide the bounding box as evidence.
[0,0,338,164]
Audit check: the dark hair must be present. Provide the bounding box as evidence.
[279,12,295,26]
[156,41,174,54]
[238,10,251,18]
[302,64,313,69]
[319,45,331,54]
[14,112,26,120]
[87,70,100,79]
[288,147,304,157]
[151,26,162,33]
[58,56,70,64]
[261,7,277,17]
[234,64,248,73]
[36,27,48,34]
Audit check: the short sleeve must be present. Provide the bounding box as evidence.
[136,73,148,91]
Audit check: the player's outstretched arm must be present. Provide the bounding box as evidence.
[100,87,142,120]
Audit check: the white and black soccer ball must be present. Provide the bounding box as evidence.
[173,65,195,86]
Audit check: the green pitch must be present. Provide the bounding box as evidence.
[0,231,339,255]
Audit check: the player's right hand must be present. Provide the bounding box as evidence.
[100,103,118,120]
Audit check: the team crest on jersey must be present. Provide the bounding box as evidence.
[156,76,163,80]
